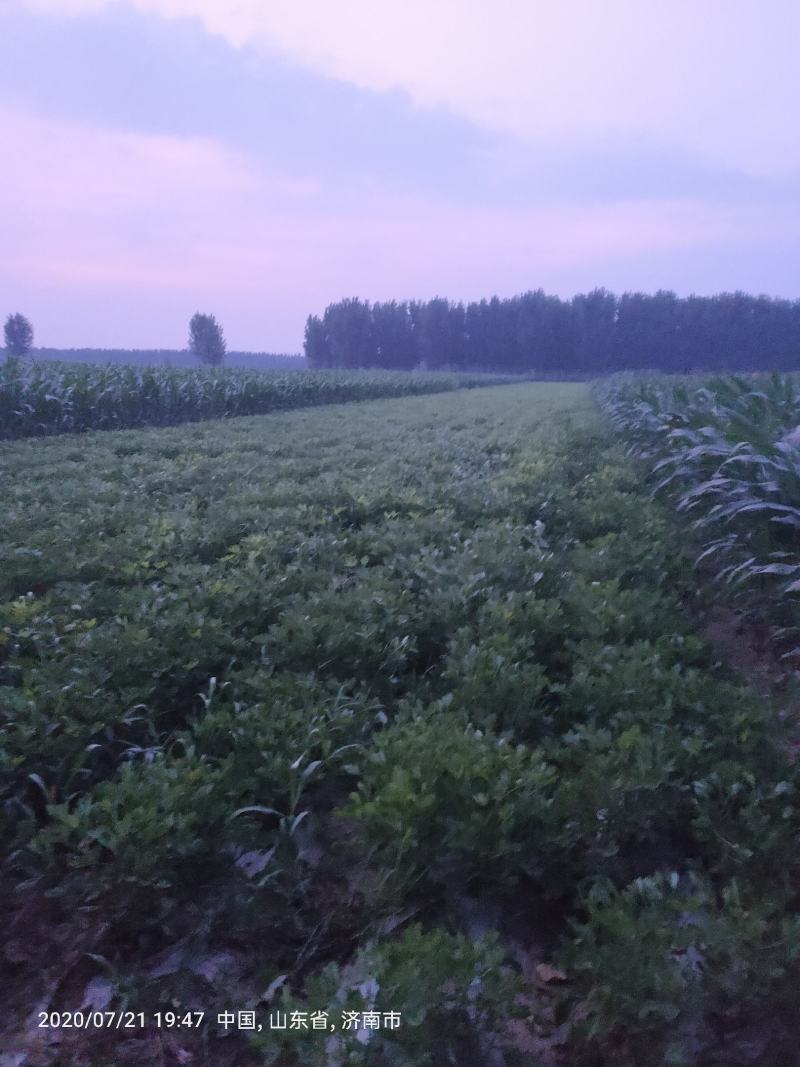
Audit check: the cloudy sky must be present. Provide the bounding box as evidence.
[2,0,799,351]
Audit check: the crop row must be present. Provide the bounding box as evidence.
[0,357,510,439]
[597,372,800,649]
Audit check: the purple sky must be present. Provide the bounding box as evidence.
[3,0,799,351]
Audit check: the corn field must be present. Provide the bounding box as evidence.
[0,358,511,439]
[597,372,800,637]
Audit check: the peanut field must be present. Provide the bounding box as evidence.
[2,382,800,1066]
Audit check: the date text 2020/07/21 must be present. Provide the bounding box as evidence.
[36,1009,403,1033]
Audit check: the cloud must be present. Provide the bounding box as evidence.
[1,107,256,214]
[4,101,796,312]
[1,105,320,253]
[0,106,327,301]
[20,0,800,177]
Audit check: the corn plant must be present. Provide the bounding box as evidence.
[597,373,800,647]
[0,358,513,439]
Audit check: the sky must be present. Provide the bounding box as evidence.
[2,0,799,352]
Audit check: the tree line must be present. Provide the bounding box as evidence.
[304,290,800,374]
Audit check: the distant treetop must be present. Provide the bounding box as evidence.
[189,312,226,366]
[4,313,34,357]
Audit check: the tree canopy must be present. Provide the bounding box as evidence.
[4,313,33,357]
[189,312,226,366]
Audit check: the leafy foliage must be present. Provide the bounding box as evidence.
[4,312,34,357]
[258,925,518,1066]
[306,290,800,374]
[188,311,227,366]
[597,372,800,649]
[4,383,800,1065]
